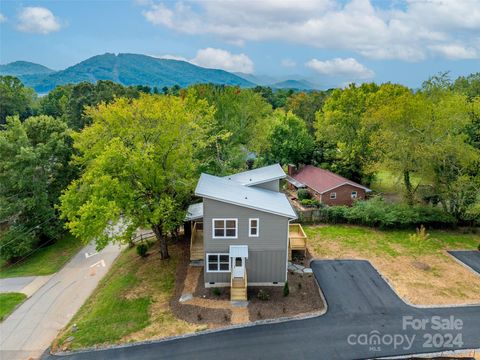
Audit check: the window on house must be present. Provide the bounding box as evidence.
[330,192,337,199]
[212,218,237,238]
[249,218,259,237]
[207,254,230,272]
[351,191,358,199]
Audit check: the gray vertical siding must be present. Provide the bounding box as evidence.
[203,198,289,285]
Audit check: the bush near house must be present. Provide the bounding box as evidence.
[300,197,456,229]
[300,199,321,208]
[297,189,311,200]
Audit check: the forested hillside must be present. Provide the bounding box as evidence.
[0,53,254,92]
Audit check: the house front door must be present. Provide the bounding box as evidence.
[232,256,244,278]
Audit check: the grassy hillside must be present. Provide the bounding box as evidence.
[2,53,254,92]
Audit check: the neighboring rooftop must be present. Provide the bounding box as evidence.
[290,165,371,194]
[196,172,297,219]
[224,164,285,186]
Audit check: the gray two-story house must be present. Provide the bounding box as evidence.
[185,164,306,301]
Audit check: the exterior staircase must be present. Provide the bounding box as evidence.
[190,222,204,261]
[230,270,247,301]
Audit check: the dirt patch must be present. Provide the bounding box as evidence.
[248,271,324,322]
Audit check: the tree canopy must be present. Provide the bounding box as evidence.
[0,115,74,260]
[59,94,216,259]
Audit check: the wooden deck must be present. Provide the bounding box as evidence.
[289,223,307,260]
[190,222,204,261]
[230,269,247,301]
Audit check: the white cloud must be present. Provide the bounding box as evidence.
[429,44,479,60]
[0,13,6,23]
[191,48,254,73]
[156,54,189,62]
[139,0,480,61]
[306,57,374,79]
[17,7,62,34]
[153,48,254,73]
[281,59,296,68]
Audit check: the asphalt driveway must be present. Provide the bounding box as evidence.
[44,260,480,360]
[448,250,480,274]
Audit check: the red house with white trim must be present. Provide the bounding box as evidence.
[287,165,371,206]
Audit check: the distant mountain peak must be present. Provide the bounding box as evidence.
[0,61,54,76]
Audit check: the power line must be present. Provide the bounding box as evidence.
[0,216,56,251]
[2,237,57,269]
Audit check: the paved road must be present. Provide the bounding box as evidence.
[0,242,122,360]
[43,260,480,360]
[448,250,480,274]
[0,276,38,292]
[1,275,53,297]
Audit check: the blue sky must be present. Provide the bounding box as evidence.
[1,0,479,88]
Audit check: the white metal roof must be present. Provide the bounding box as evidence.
[229,245,249,259]
[185,202,203,221]
[224,164,286,186]
[286,175,306,188]
[195,173,297,219]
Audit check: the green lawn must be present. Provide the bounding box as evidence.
[54,242,198,350]
[304,225,479,258]
[370,169,423,196]
[0,292,27,321]
[0,234,83,278]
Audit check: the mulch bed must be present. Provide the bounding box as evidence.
[248,270,325,322]
[169,237,324,326]
[169,238,231,326]
[193,271,230,300]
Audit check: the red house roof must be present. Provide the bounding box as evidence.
[290,165,371,194]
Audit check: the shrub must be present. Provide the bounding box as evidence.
[297,189,311,200]
[283,282,289,297]
[136,243,148,257]
[309,196,456,229]
[300,199,320,208]
[212,287,221,296]
[257,289,270,301]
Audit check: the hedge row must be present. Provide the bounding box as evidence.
[298,197,457,229]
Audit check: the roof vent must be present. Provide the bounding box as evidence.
[245,196,248,199]
[249,178,252,182]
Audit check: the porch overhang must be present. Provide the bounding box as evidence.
[185,202,203,221]
[229,245,249,259]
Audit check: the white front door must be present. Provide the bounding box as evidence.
[232,257,244,278]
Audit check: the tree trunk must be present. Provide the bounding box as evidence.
[403,170,414,206]
[152,223,169,260]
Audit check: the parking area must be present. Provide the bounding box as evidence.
[44,259,480,360]
[448,251,480,275]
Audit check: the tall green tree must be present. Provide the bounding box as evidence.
[367,90,478,209]
[60,94,216,259]
[190,84,273,174]
[263,110,314,166]
[0,76,37,124]
[286,90,330,133]
[315,83,379,184]
[0,116,74,261]
[63,81,141,130]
